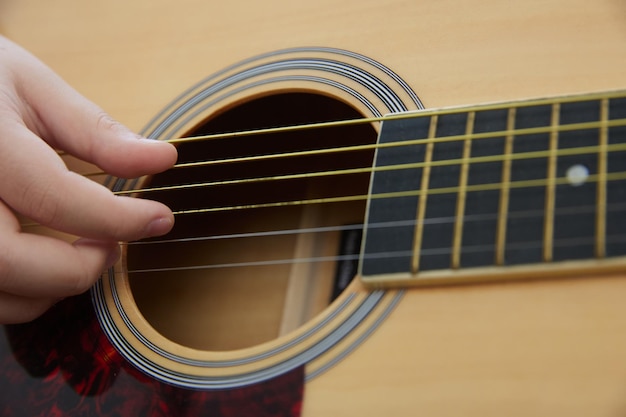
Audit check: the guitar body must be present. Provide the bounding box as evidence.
[2,0,626,415]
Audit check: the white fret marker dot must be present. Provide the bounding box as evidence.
[567,164,589,187]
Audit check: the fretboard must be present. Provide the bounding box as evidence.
[359,90,626,287]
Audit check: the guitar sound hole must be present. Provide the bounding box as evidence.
[127,93,377,351]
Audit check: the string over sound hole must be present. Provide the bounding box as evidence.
[127,93,378,350]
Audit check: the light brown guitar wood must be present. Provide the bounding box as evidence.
[2,0,626,415]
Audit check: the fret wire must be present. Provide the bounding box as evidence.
[411,115,437,273]
[596,98,609,258]
[543,103,560,262]
[451,112,475,269]
[495,107,516,265]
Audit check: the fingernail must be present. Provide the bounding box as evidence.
[137,137,159,143]
[105,244,121,269]
[146,216,174,237]
[138,137,169,146]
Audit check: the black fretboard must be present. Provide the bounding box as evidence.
[360,91,626,287]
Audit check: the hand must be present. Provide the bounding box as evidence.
[0,36,177,323]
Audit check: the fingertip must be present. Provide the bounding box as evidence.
[139,137,178,153]
[144,213,175,238]
[94,135,178,179]
[137,137,179,168]
[106,195,175,241]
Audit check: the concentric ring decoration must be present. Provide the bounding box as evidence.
[92,47,423,389]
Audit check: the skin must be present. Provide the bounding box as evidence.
[0,36,178,323]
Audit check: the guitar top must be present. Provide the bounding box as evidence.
[1,1,626,416]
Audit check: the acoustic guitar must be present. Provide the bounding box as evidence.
[1,0,626,415]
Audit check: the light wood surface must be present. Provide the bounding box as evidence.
[2,0,626,415]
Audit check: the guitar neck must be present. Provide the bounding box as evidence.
[360,90,626,287]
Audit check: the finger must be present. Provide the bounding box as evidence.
[0,123,173,241]
[3,37,177,178]
[0,291,57,324]
[0,226,120,299]
[0,200,119,299]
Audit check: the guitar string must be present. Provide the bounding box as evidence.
[167,170,626,216]
[62,89,624,163]
[123,190,626,274]
[21,153,626,227]
[112,141,626,197]
[125,201,626,246]
[55,92,626,276]
[23,167,626,277]
[31,96,626,240]
[122,233,626,275]
[78,117,626,181]
[118,169,626,273]
[63,117,626,218]
[125,89,626,147]
[121,198,626,276]
[54,89,626,161]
